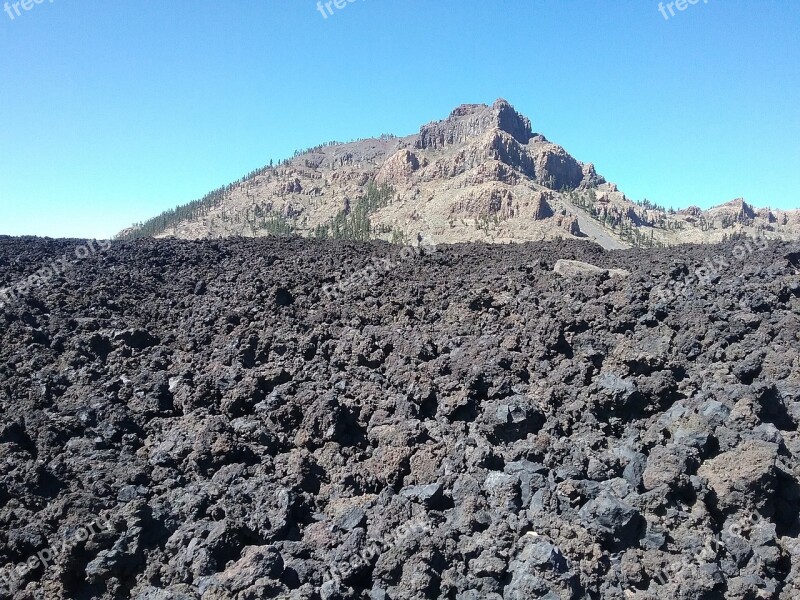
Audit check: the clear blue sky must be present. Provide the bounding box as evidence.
[1,0,798,238]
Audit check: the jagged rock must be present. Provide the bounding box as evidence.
[113,328,158,349]
[553,259,631,278]
[415,99,533,150]
[579,493,642,544]
[1,236,799,599]
[531,195,554,220]
[376,149,421,185]
[642,444,694,491]
[211,545,284,593]
[697,440,779,511]
[399,483,444,507]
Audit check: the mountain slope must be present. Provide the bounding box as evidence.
[118,100,800,248]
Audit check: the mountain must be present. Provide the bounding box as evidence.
[118,99,800,248]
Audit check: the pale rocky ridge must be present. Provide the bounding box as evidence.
[119,99,800,248]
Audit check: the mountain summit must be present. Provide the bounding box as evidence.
[119,100,800,248]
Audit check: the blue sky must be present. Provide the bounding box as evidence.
[1,0,798,238]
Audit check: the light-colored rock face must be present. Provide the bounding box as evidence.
[120,99,800,247]
[376,150,422,185]
[553,259,631,279]
[697,440,778,511]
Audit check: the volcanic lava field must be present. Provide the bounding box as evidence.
[1,236,800,600]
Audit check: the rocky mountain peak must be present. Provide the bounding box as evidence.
[731,198,756,218]
[492,97,534,144]
[119,99,800,248]
[416,98,533,150]
[708,198,758,224]
[449,103,487,118]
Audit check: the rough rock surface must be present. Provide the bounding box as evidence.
[553,260,631,279]
[1,236,800,599]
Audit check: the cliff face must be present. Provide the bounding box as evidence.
[413,100,595,192]
[415,99,534,149]
[119,100,800,248]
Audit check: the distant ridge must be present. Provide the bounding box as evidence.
[118,99,800,248]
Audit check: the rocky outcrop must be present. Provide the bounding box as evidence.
[449,187,516,219]
[375,149,422,185]
[530,193,554,220]
[414,103,589,193]
[484,130,536,178]
[682,206,703,217]
[285,178,303,194]
[415,99,533,151]
[708,198,758,225]
[580,162,606,188]
[464,162,521,186]
[493,98,534,144]
[530,143,585,190]
[733,198,757,221]
[557,214,581,236]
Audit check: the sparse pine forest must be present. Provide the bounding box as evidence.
[313,181,396,242]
